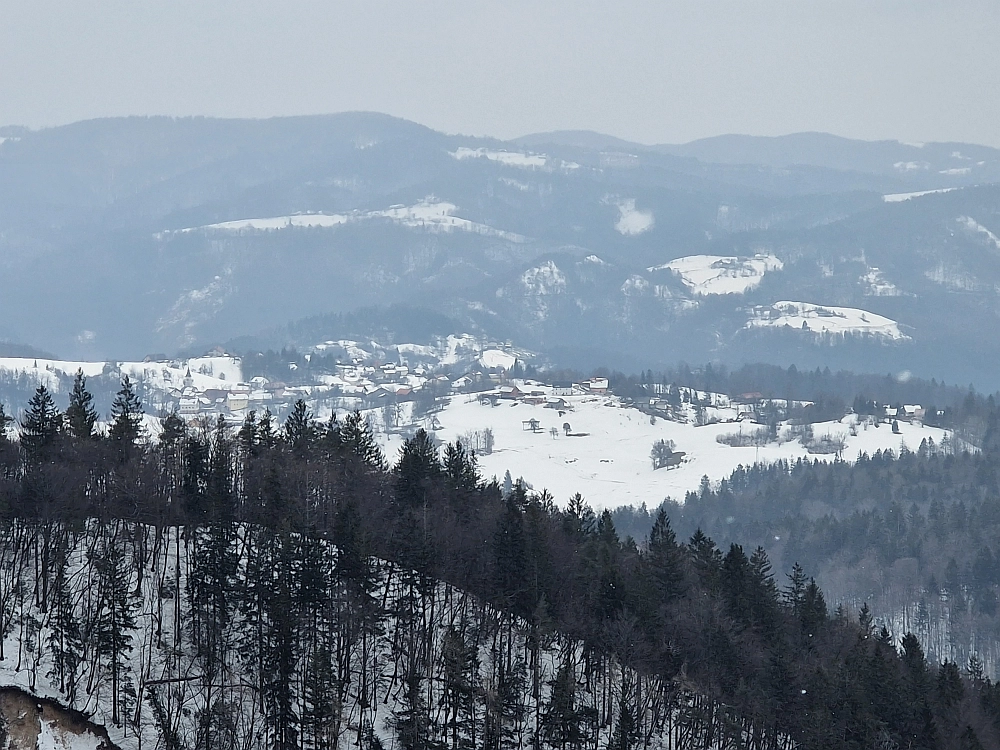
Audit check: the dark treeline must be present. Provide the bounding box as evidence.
[2,376,1000,748]
[608,411,1000,679]
[609,363,991,429]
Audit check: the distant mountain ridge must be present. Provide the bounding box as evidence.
[2,113,1000,387]
[519,128,1000,182]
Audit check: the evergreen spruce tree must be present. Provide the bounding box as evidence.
[283,399,316,458]
[859,602,875,637]
[799,578,828,639]
[541,660,589,750]
[443,439,479,494]
[303,642,338,750]
[784,562,809,614]
[441,626,479,750]
[643,507,686,603]
[607,695,639,750]
[108,375,144,457]
[91,526,138,727]
[263,527,300,750]
[64,369,98,440]
[182,434,210,521]
[339,410,385,470]
[20,385,61,464]
[687,529,722,590]
[47,537,83,706]
[395,429,441,509]
[389,667,435,750]
[493,494,529,614]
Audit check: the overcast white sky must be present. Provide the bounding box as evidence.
[1,1,997,146]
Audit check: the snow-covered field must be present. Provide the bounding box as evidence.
[167,198,526,242]
[376,390,948,511]
[882,188,957,202]
[652,254,782,296]
[747,301,909,341]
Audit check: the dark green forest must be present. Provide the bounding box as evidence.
[1,372,1000,748]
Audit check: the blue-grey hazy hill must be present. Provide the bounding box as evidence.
[3,113,1000,385]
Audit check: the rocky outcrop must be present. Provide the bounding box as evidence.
[0,687,118,750]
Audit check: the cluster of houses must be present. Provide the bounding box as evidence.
[162,340,612,423]
[475,377,610,411]
[174,371,281,417]
[884,404,927,422]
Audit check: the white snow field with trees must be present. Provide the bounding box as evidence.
[0,356,242,394]
[746,301,909,341]
[650,254,783,296]
[168,198,526,242]
[882,188,958,202]
[375,389,950,511]
[449,146,581,172]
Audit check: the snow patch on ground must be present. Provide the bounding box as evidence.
[168,198,526,242]
[498,176,532,191]
[612,199,654,236]
[883,188,957,202]
[940,167,972,176]
[479,349,517,370]
[861,267,904,297]
[37,717,104,750]
[747,301,909,341]
[893,161,929,172]
[651,254,782,296]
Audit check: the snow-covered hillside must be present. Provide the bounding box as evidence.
[882,188,958,202]
[746,301,909,341]
[651,254,782,296]
[0,356,241,396]
[374,387,948,510]
[450,146,580,171]
[169,198,526,242]
[0,521,766,750]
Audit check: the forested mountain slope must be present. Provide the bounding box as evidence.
[1,378,1000,748]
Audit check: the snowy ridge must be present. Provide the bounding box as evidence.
[166,199,526,242]
[746,301,909,341]
[882,188,957,202]
[651,254,782,296]
[450,146,580,171]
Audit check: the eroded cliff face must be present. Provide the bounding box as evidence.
[0,688,118,750]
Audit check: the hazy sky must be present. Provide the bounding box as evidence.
[2,1,998,146]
